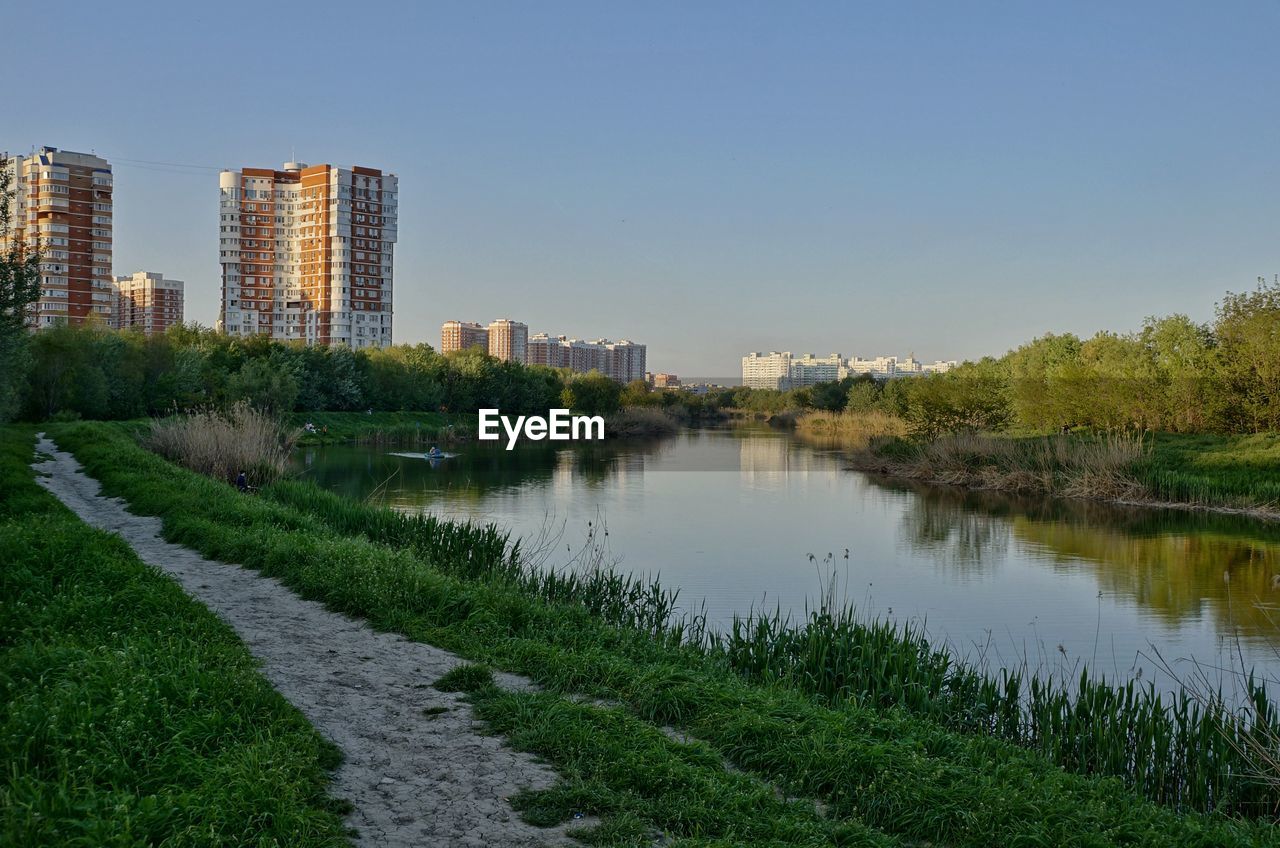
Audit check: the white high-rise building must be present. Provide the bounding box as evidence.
[218,161,398,348]
[747,350,959,386]
[742,351,793,390]
[843,355,900,379]
[788,353,842,387]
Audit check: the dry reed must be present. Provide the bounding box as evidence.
[853,431,1149,500]
[145,403,299,485]
[795,410,909,439]
[605,407,680,439]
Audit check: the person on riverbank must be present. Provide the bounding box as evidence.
[236,471,248,493]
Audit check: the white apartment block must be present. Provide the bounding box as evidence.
[742,351,794,390]
[741,351,841,390]
[1,147,113,329]
[788,353,842,387]
[843,355,902,379]
[746,351,959,387]
[218,161,398,349]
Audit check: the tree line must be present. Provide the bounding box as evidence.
[5,274,1277,435]
[9,323,665,421]
[752,279,1280,437]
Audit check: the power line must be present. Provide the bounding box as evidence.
[104,154,224,173]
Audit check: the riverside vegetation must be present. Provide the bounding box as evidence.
[24,417,1280,845]
[774,279,1280,514]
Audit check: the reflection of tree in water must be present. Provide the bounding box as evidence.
[869,476,1280,640]
[1011,520,1280,639]
[896,489,1011,572]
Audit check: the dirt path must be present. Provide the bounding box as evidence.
[32,435,575,848]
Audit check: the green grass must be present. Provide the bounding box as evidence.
[42,420,1280,846]
[0,427,351,847]
[463,674,896,847]
[290,411,469,446]
[1141,432,1280,508]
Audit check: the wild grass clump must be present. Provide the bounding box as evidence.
[433,663,495,693]
[605,407,680,439]
[146,402,298,485]
[855,430,1149,500]
[795,409,909,440]
[1136,432,1280,512]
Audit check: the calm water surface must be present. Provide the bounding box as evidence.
[293,425,1280,696]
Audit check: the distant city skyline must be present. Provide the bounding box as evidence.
[742,350,956,390]
[442,317,647,383]
[6,2,1280,374]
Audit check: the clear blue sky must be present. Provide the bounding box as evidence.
[7,1,1279,376]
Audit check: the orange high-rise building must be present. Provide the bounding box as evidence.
[113,271,184,336]
[486,318,528,363]
[440,320,489,353]
[218,161,398,348]
[1,147,114,329]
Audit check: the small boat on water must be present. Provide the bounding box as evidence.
[389,450,457,461]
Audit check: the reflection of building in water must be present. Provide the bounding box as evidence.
[738,433,840,476]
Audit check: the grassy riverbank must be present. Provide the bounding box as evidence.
[852,429,1280,516]
[290,410,470,446]
[0,429,348,846]
[1141,431,1280,509]
[38,419,1280,845]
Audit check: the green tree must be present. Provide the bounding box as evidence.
[227,356,299,414]
[844,375,881,412]
[620,379,661,408]
[561,371,622,415]
[809,377,853,412]
[1005,333,1083,429]
[0,168,41,421]
[1213,278,1280,431]
[1140,314,1218,432]
[904,361,1011,438]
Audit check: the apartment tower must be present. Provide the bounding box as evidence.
[487,318,528,363]
[527,333,568,368]
[440,320,489,353]
[218,161,398,348]
[113,271,184,335]
[1,147,113,329]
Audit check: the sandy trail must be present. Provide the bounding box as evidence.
[33,435,575,848]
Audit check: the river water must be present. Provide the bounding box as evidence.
[292,424,1280,697]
